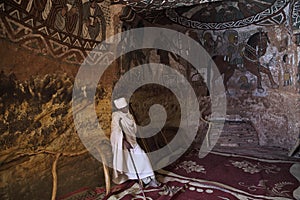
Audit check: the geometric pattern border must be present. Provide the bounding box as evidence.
[113,0,222,11]
[292,0,300,33]
[165,0,288,30]
[0,1,112,65]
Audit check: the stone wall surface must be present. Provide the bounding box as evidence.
[227,90,300,150]
[1,1,300,199]
[0,38,114,199]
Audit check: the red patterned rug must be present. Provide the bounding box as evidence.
[58,149,300,200]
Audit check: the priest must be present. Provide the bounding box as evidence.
[110,97,160,187]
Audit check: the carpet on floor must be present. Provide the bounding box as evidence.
[58,148,300,200]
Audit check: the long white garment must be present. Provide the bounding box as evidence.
[110,111,154,184]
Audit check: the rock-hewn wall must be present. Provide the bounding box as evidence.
[0,37,116,199]
[1,1,300,199]
[227,90,300,149]
[0,69,113,199]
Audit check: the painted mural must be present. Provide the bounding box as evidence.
[181,27,285,95]
[0,0,299,95]
[21,0,107,40]
[203,27,300,96]
[111,0,222,11]
[166,0,288,30]
[0,0,111,65]
[292,0,300,32]
[117,0,299,96]
[211,30,279,93]
[292,0,300,46]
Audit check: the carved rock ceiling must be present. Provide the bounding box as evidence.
[112,0,223,10]
[116,0,278,14]
[120,0,288,30]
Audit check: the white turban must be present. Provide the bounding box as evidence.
[113,97,128,109]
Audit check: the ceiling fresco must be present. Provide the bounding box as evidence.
[292,0,300,33]
[168,0,288,29]
[0,0,298,65]
[174,0,278,23]
[133,0,289,30]
[292,0,300,46]
[111,0,222,11]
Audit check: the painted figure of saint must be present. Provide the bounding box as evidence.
[27,0,48,21]
[224,30,243,67]
[82,0,106,41]
[46,0,82,35]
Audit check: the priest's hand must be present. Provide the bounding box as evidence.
[123,139,133,150]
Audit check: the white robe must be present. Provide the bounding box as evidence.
[110,111,154,184]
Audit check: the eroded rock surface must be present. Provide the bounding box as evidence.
[0,72,112,199]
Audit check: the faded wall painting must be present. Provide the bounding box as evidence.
[23,0,107,40]
[118,0,299,97]
[165,0,288,30]
[209,29,279,94]
[292,0,300,46]
[0,0,111,64]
